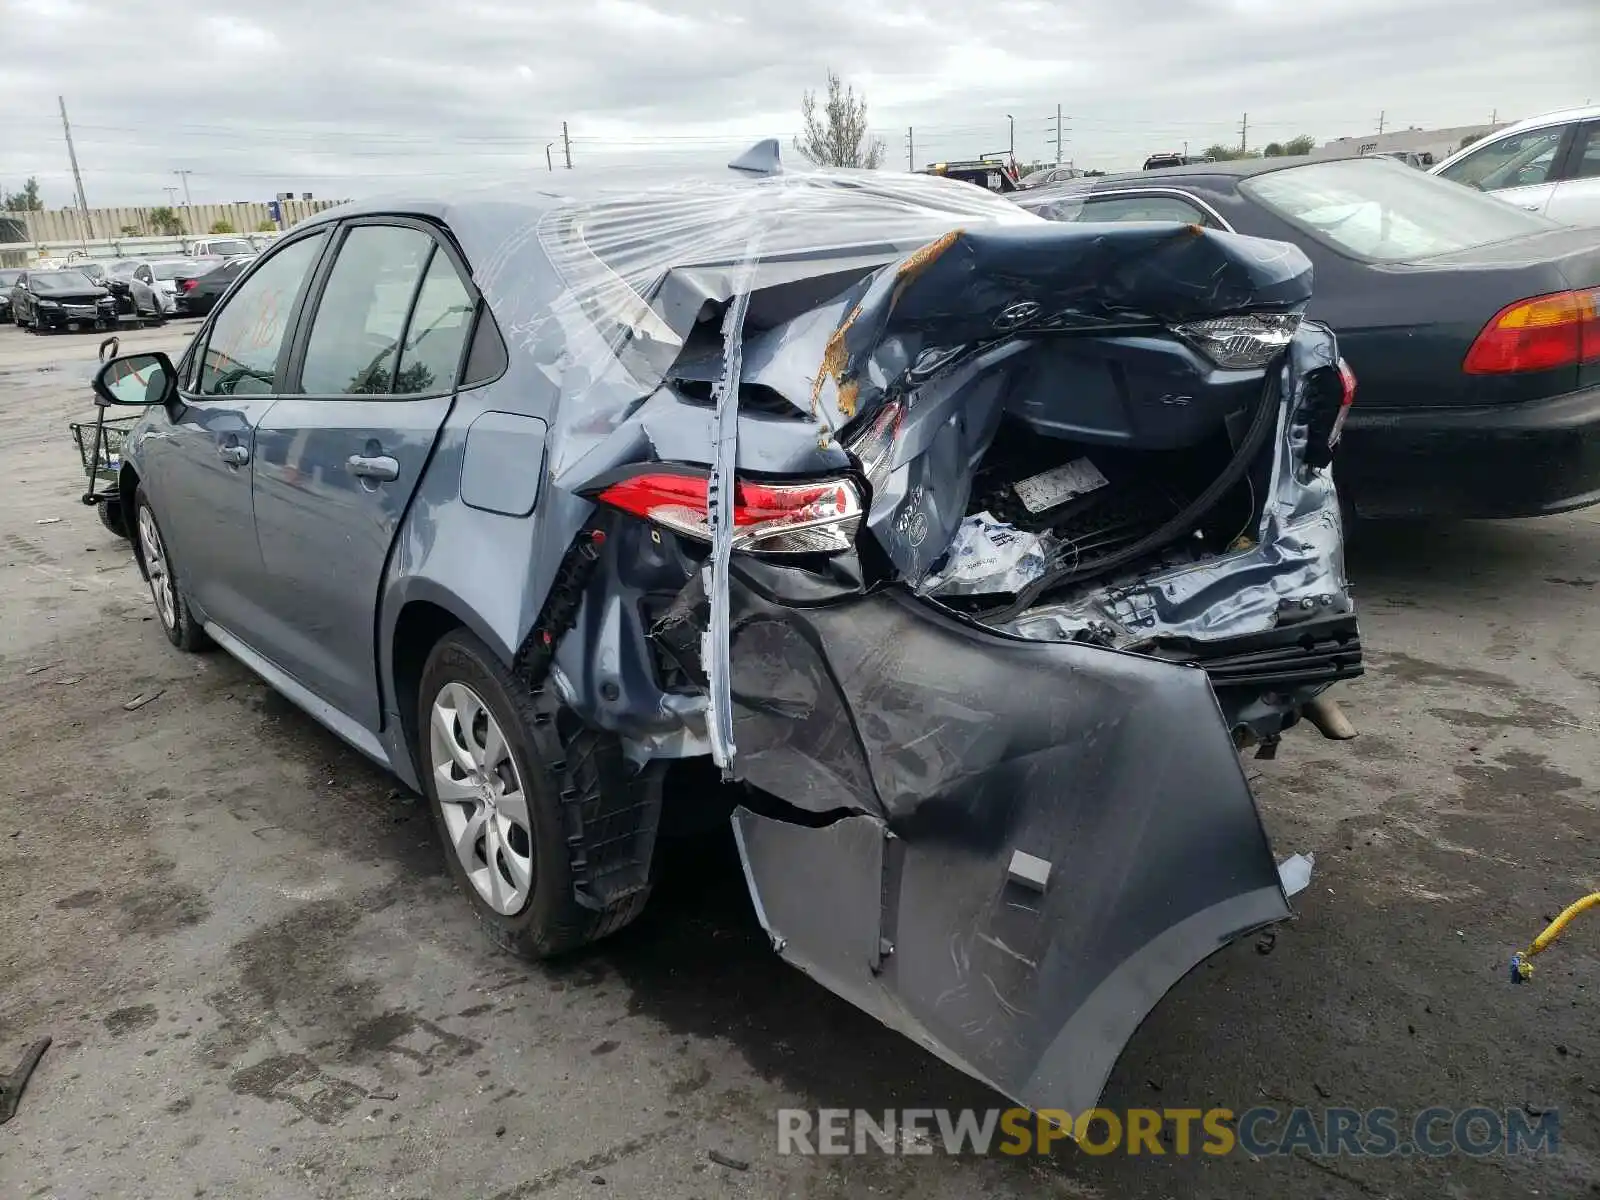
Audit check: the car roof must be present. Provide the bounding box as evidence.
[1484,105,1600,138]
[1025,154,1397,197]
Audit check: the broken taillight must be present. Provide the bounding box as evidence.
[1329,357,1356,448]
[844,399,904,491]
[594,470,862,555]
[1463,288,1600,374]
[1175,313,1301,370]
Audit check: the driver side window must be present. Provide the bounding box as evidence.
[1438,126,1567,190]
[197,232,328,396]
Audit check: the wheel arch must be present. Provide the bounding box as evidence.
[119,463,147,578]
[383,580,516,786]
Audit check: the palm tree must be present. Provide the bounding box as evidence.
[149,207,183,236]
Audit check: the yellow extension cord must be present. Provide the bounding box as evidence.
[1511,892,1600,982]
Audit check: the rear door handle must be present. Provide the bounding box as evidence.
[346,454,399,482]
[218,443,249,466]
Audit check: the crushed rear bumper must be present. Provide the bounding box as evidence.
[720,578,1294,1116]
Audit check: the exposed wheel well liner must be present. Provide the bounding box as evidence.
[391,599,466,780]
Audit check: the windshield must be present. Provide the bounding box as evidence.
[1437,126,1565,191]
[0,270,20,287]
[1241,158,1553,261]
[204,239,252,256]
[34,271,98,291]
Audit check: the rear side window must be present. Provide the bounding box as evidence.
[1242,159,1553,261]
[1080,193,1217,226]
[393,249,473,395]
[198,232,328,396]
[299,225,434,395]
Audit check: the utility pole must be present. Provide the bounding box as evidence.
[58,95,94,241]
[1238,112,1248,153]
[562,121,572,169]
[173,169,193,208]
[1005,113,1015,163]
[163,186,179,206]
[1377,110,1386,135]
[906,126,914,171]
[545,142,554,172]
[1045,104,1071,166]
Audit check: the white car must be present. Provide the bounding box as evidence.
[1430,105,1600,225]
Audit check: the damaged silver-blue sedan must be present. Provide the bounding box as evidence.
[91,142,1360,1118]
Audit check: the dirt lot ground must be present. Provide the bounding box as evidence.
[0,318,1596,1200]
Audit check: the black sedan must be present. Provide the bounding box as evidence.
[1019,157,1600,519]
[0,268,21,322]
[10,269,120,333]
[173,256,251,316]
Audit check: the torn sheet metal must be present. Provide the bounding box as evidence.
[725,580,1290,1114]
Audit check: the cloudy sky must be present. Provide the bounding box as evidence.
[1,0,1595,207]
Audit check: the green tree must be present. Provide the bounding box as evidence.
[3,177,43,210]
[149,206,183,236]
[208,219,236,234]
[1263,142,1285,157]
[1283,135,1316,156]
[1201,143,1257,161]
[255,218,278,232]
[795,70,885,169]
[120,223,142,237]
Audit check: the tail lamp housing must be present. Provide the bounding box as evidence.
[1464,289,1600,375]
[593,470,862,555]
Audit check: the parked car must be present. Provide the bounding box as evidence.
[1144,152,1214,169]
[11,269,118,331]
[64,259,111,285]
[173,256,254,316]
[187,236,256,258]
[1016,165,1082,189]
[121,258,217,321]
[1430,105,1600,226]
[90,152,1357,1117]
[0,268,20,321]
[1019,155,1600,518]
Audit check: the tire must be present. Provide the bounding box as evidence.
[418,629,658,959]
[98,498,130,539]
[133,487,213,651]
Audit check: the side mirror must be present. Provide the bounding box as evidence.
[93,351,177,409]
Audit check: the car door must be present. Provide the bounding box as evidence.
[250,218,475,730]
[1435,123,1574,215]
[1546,120,1600,226]
[135,230,331,639]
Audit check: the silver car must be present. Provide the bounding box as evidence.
[90,147,1358,1117]
[1431,105,1600,225]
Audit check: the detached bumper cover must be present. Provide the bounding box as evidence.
[725,581,1291,1115]
[1339,384,1600,518]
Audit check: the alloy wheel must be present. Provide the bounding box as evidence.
[137,506,177,630]
[428,681,534,915]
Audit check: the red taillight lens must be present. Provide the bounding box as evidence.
[595,472,862,555]
[1463,289,1600,375]
[181,279,198,291]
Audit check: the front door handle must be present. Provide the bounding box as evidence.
[218,443,249,466]
[346,453,400,482]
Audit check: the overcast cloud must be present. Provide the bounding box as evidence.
[1,0,1595,207]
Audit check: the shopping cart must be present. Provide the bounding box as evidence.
[68,336,141,537]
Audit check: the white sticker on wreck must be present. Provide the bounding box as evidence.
[1013,458,1110,514]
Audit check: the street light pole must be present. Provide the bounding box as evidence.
[1005,113,1015,163]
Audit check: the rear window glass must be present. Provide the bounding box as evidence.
[0,270,20,286]
[1242,158,1553,261]
[204,239,252,256]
